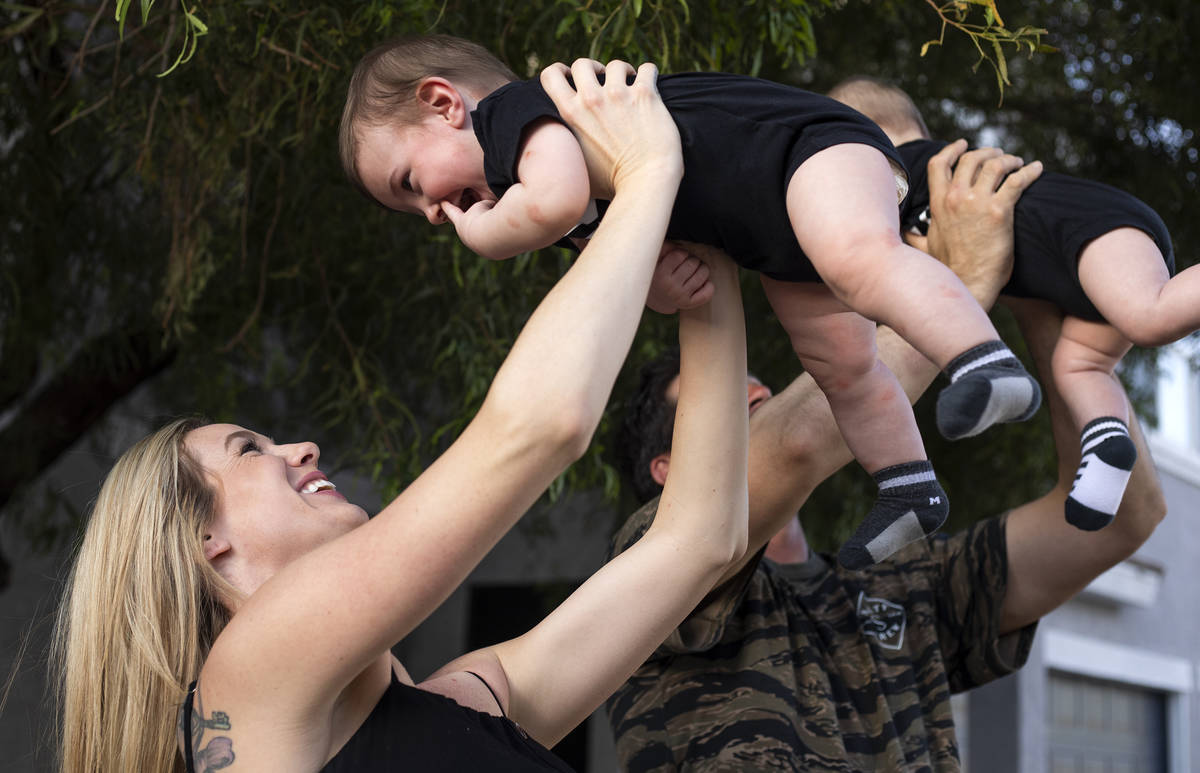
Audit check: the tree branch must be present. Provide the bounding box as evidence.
[219,164,285,353]
[0,325,177,514]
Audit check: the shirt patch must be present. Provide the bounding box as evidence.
[857,590,906,650]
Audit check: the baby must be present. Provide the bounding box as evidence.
[830,75,1199,529]
[340,36,1042,569]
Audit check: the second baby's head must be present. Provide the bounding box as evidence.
[340,35,517,222]
[827,75,930,148]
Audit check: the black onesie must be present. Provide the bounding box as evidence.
[897,138,1175,322]
[471,73,905,282]
[182,674,575,772]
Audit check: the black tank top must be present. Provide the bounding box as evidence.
[183,674,575,772]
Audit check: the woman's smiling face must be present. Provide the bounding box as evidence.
[185,423,368,596]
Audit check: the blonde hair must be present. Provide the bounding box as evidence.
[827,75,931,141]
[51,418,238,773]
[338,34,517,199]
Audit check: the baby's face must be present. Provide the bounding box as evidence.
[356,118,494,225]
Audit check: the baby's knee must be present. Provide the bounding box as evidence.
[1049,342,1079,388]
[1051,336,1119,381]
[804,345,881,392]
[1121,317,1181,348]
[812,230,903,300]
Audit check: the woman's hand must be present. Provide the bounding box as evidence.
[540,58,682,200]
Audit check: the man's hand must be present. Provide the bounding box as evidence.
[646,242,715,314]
[913,139,1043,310]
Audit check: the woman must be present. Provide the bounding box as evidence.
[52,60,750,772]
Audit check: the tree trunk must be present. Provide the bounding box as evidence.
[0,326,177,515]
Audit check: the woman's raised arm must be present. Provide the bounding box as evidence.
[440,245,750,747]
[202,60,685,712]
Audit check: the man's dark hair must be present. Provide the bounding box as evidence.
[616,347,681,503]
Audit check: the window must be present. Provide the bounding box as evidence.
[1153,338,1200,455]
[1042,630,1193,773]
[1048,670,1168,773]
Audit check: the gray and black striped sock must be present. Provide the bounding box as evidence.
[838,460,948,570]
[936,340,1041,440]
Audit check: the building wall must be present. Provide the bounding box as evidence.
[1,404,159,772]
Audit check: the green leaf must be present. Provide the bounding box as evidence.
[1,5,42,39]
[187,10,208,34]
[115,0,133,37]
[992,38,1008,83]
[554,11,576,39]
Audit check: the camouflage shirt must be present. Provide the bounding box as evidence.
[606,501,1036,772]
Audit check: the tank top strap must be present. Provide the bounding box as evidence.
[182,680,198,773]
[464,670,505,718]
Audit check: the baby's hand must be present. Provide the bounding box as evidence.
[647,243,714,314]
[442,199,500,258]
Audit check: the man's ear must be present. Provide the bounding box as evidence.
[649,453,671,488]
[203,534,231,562]
[415,77,468,128]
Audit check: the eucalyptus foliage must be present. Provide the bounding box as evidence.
[5,0,1193,560]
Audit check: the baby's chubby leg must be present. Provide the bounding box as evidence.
[786,143,1040,439]
[761,278,947,568]
[1053,316,1136,530]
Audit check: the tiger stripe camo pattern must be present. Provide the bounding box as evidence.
[605,501,1036,772]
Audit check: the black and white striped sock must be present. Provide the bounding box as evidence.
[838,460,948,570]
[936,340,1042,440]
[1065,417,1136,531]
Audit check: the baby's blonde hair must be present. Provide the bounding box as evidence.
[339,34,517,198]
[827,75,931,141]
[51,417,238,772]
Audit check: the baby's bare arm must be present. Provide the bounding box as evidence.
[444,119,592,259]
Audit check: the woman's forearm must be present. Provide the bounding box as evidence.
[655,251,749,564]
[480,165,682,466]
[480,248,748,747]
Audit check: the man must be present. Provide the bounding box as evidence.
[606,141,1166,771]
